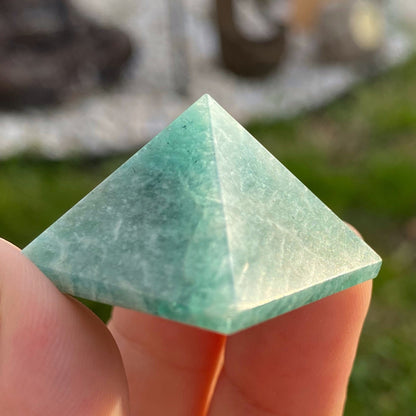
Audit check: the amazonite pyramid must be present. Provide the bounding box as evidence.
[23,95,381,334]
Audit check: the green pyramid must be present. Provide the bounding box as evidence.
[23,95,381,334]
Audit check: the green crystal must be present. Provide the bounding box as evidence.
[23,95,381,334]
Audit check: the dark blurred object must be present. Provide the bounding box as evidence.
[405,217,416,241]
[316,0,385,63]
[215,0,287,77]
[0,0,133,109]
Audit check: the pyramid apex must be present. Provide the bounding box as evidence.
[191,94,235,136]
[194,93,222,112]
[198,93,214,102]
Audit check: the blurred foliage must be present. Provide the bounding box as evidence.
[1,55,416,414]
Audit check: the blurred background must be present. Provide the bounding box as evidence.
[0,0,415,414]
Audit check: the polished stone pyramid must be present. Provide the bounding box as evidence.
[23,95,381,334]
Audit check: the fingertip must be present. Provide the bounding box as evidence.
[0,238,130,415]
[209,279,374,416]
[345,223,363,239]
[109,308,224,415]
[110,308,225,370]
[0,237,21,250]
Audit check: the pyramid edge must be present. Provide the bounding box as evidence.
[23,94,216,253]
[224,259,382,334]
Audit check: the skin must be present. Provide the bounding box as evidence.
[0,236,372,415]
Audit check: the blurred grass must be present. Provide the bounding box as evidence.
[1,55,416,414]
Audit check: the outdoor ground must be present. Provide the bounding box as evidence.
[1,55,415,415]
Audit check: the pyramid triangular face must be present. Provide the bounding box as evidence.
[23,95,381,334]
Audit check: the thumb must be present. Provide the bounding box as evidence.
[0,239,129,416]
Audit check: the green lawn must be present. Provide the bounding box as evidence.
[1,56,415,414]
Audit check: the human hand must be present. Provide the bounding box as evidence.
[0,237,372,415]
